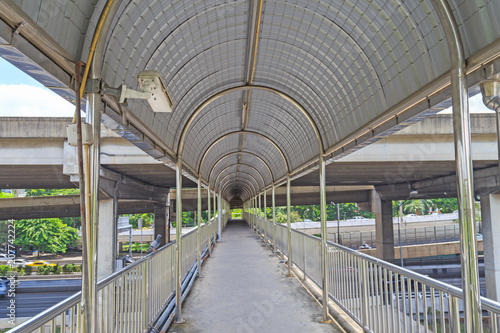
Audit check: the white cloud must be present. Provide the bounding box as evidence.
[439,93,493,114]
[0,84,74,117]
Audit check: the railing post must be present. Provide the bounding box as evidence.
[287,175,292,277]
[197,177,202,274]
[272,185,276,253]
[258,193,262,234]
[360,259,370,331]
[319,154,330,322]
[264,188,267,243]
[207,188,212,257]
[175,158,184,323]
[218,191,222,241]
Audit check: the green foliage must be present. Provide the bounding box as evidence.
[0,220,8,246]
[17,268,26,276]
[125,213,154,229]
[73,264,82,272]
[264,203,373,223]
[24,265,33,275]
[0,191,13,198]
[275,209,302,224]
[231,208,242,218]
[14,218,79,255]
[53,264,63,275]
[36,266,47,275]
[0,265,9,275]
[25,188,79,197]
[63,264,74,273]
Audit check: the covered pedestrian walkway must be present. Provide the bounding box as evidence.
[170,220,340,333]
[2,0,500,332]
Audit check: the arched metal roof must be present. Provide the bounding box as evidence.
[7,0,500,202]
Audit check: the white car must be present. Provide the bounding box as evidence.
[405,214,418,218]
[10,259,32,267]
[0,254,10,261]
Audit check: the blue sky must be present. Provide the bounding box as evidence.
[0,57,74,117]
[0,57,45,86]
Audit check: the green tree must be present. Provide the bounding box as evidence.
[0,191,13,198]
[402,199,434,215]
[25,188,80,197]
[0,221,8,246]
[126,213,154,229]
[15,218,79,257]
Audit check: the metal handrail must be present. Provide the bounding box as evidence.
[246,212,500,332]
[10,221,217,332]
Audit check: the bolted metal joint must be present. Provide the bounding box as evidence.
[84,78,102,94]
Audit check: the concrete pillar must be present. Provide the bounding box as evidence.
[97,199,114,281]
[480,193,500,301]
[372,189,395,260]
[154,203,168,248]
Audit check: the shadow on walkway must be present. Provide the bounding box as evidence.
[170,220,340,333]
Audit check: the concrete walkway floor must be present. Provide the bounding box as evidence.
[170,220,341,333]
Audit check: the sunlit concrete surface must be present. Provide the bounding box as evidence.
[170,220,340,333]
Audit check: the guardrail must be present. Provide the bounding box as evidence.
[336,223,482,249]
[246,212,500,332]
[9,219,219,333]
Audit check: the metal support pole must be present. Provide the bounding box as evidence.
[218,192,222,241]
[431,0,482,330]
[399,201,404,267]
[272,185,276,253]
[258,193,262,219]
[213,190,217,240]
[83,72,100,333]
[319,154,330,322]
[287,175,292,277]
[208,188,211,221]
[336,203,340,244]
[197,177,202,274]
[207,188,212,257]
[175,158,183,323]
[264,189,267,242]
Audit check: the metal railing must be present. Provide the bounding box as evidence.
[333,223,482,249]
[10,219,219,333]
[246,212,500,332]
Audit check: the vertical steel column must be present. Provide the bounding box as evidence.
[253,197,256,228]
[431,1,482,331]
[218,191,222,241]
[336,203,341,245]
[264,189,267,242]
[258,192,262,216]
[272,185,276,253]
[83,75,100,333]
[175,159,183,322]
[207,187,212,257]
[319,154,330,322]
[197,177,202,274]
[287,175,292,276]
[213,190,217,240]
[208,188,211,221]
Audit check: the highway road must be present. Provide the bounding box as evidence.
[0,270,488,320]
[0,278,80,318]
